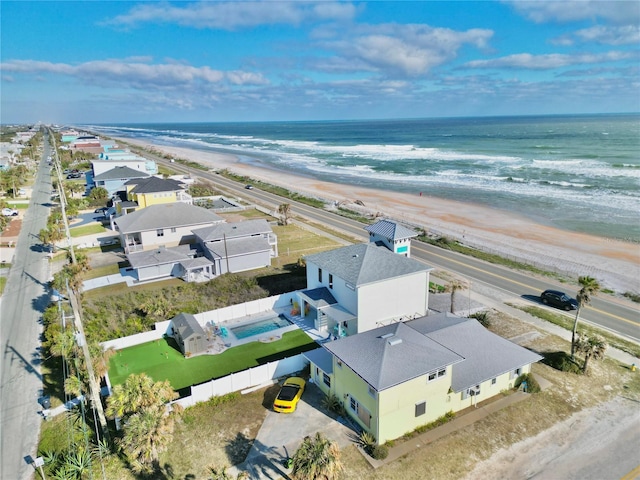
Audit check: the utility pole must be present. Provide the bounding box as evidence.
[48,129,109,441]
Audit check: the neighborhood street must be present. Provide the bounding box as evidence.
[0,135,52,480]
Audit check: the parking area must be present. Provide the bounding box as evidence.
[239,382,356,478]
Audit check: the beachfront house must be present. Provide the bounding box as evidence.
[192,219,278,275]
[114,202,225,254]
[296,243,432,337]
[364,219,418,257]
[170,312,207,356]
[86,158,158,191]
[305,313,542,445]
[91,165,150,196]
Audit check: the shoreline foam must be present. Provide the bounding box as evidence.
[118,137,639,294]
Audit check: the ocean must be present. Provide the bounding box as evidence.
[85,114,640,242]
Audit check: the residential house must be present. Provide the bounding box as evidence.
[364,219,418,257]
[123,176,192,209]
[87,159,158,190]
[170,313,207,356]
[306,313,542,444]
[91,165,150,196]
[114,202,225,254]
[192,219,278,275]
[127,244,214,283]
[298,243,432,336]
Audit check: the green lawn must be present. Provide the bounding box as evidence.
[0,277,6,295]
[69,224,106,237]
[108,329,318,390]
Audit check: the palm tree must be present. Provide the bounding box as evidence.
[106,373,177,420]
[291,432,344,480]
[571,276,601,358]
[107,374,181,473]
[118,407,176,474]
[574,333,608,374]
[445,279,466,314]
[278,203,292,225]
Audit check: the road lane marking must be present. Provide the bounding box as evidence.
[412,244,640,328]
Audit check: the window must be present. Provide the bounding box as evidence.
[318,268,322,283]
[329,274,333,289]
[491,377,497,385]
[437,368,446,378]
[170,227,177,233]
[415,401,426,417]
[510,368,521,379]
[323,373,331,388]
[349,396,371,427]
[156,229,164,237]
[428,372,437,382]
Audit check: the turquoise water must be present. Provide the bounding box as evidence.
[86,114,640,241]
[230,314,291,340]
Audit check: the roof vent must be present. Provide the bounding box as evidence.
[388,337,403,346]
[380,333,394,339]
[353,254,358,258]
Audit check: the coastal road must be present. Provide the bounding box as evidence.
[0,132,52,480]
[134,147,640,344]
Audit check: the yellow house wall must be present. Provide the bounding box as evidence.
[132,191,178,208]
[331,360,379,437]
[377,366,453,444]
[448,364,532,412]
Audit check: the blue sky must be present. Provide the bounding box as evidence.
[1,1,639,123]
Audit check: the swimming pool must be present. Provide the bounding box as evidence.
[230,314,291,340]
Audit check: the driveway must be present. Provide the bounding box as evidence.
[236,382,356,479]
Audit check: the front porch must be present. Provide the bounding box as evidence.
[293,287,356,339]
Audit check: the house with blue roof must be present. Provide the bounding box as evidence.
[305,313,542,444]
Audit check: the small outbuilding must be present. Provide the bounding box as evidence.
[171,313,206,356]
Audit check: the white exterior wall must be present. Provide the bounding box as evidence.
[356,271,429,333]
[92,160,151,176]
[305,262,358,313]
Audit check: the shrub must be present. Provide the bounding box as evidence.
[370,444,388,460]
[541,351,582,374]
[358,431,376,451]
[321,394,346,417]
[515,373,541,393]
[470,311,491,328]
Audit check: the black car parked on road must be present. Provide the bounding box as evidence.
[540,290,578,311]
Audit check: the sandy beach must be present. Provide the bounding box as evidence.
[120,138,639,294]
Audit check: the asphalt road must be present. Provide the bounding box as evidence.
[0,135,52,480]
[153,155,640,343]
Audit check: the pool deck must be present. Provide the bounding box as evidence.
[214,307,332,349]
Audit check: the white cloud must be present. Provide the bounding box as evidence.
[105,1,356,30]
[465,50,636,70]
[574,25,640,45]
[0,58,268,88]
[322,24,494,77]
[508,0,640,25]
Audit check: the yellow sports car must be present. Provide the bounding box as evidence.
[273,377,306,413]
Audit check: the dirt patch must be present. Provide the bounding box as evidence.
[0,217,22,242]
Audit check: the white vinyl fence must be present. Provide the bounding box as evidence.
[171,354,308,409]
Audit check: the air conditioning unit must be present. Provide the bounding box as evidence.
[469,386,480,396]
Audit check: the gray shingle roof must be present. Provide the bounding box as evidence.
[126,244,199,269]
[304,243,431,287]
[114,203,224,234]
[364,219,418,240]
[323,322,463,391]
[205,235,271,258]
[93,166,150,181]
[407,316,543,392]
[193,219,272,242]
[171,313,205,339]
[126,176,185,194]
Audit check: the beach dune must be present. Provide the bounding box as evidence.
[121,138,639,294]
